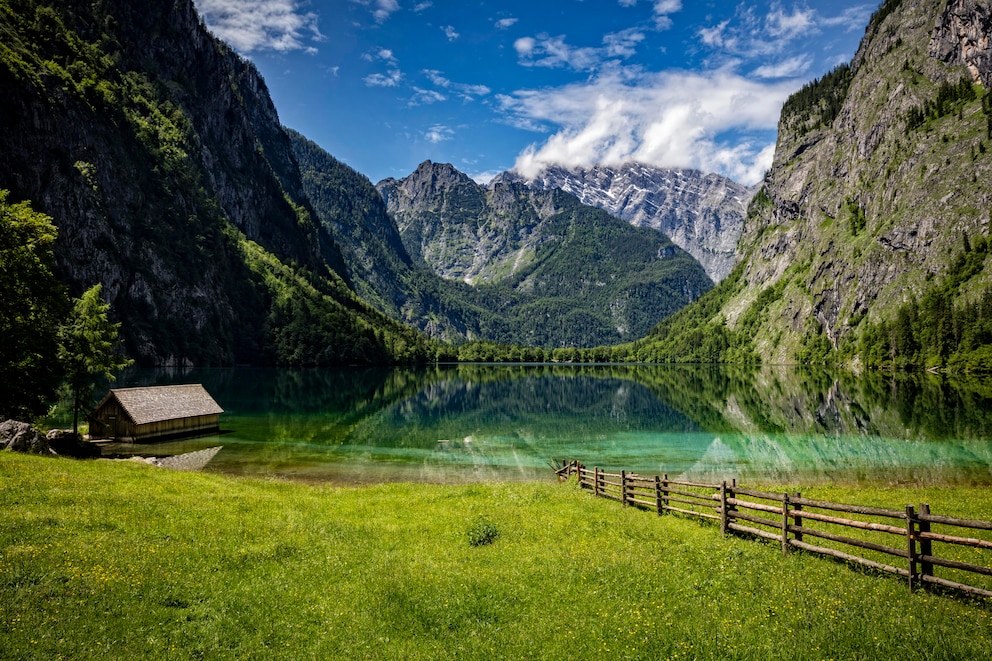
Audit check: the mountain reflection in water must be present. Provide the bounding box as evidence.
[85,364,992,486]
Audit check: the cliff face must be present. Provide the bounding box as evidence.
[0,0,440,367]
[378,161,566,284]
[723,0,992,363]
[0,0,355,365]
[375,160,713,347]
[498,164,753,283]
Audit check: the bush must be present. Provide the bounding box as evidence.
[466,518,500,547]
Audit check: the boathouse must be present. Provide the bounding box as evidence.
[89,384,223,442]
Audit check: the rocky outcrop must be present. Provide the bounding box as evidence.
[379,161,571,284]
[498,164,753,282]
[930,0,992,86]
[1,420,54,455]
[717,0,992,363]
[0,0,344,365]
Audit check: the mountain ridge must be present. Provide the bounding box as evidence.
[494,163,754,282]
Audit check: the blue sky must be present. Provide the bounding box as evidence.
[192,0,875,185]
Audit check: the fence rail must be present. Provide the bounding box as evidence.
[553,459,992,600]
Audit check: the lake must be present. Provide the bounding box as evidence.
[82,364,992,487]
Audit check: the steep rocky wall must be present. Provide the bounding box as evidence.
[0,0,343,364]
[730,0,992,363]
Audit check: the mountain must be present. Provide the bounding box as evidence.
[634,0,992,370]
[374,160,713,347]
[0,0,433,366]
[496,164,753,283]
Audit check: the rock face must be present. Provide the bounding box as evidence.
[713,0,992,363]
[0,0,346,365]
[374,160,713,347]
[379,161,567,284]
[497,164,753,282]
[930,0,992,86]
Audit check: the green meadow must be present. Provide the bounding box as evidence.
[2,453,990,660]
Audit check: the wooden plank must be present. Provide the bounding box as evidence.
[921,574,992,598]
[791,497,904,520]
[732,486,786,501]
[788,539,911,577]
[666,494,719,510]
[918,513,992,531]
[789,525,910,560]
[669,478,722,489]
[789,509,905,536]
[727,498,783,515]
[666,505,720,521]
[728,522,781,542]
[667,486,720,502]
[627,496,656,509]
[919,554,992,577]
[731,510,781,531]
[918,531,992,550]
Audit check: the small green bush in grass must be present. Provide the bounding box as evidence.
[466,518,500,547]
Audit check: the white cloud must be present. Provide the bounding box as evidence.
[766,5,815,39]
[470,169,503,185]
[442,25,460,41]
[194,0,323,54]
[501,67,797,185]
[603,29,646,58]
[653,0,682,29]
[410,87,447,105]
[424,125,454,143]
[364,70,403,87]
[422,70,491,101]
[515,30,646,71]
[414,1,433,11]
[350,0,400,23]
[751,55,811,79]
[618,0,637,7]
[495,17,519,30]
[514,37,536,57]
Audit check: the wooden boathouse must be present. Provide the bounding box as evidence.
[89,384,223,442]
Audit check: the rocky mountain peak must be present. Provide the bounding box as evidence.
[499,162,753,282]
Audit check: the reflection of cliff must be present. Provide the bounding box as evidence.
[627,364,992,442]
[345,365,702,451]
[679,432,992,486]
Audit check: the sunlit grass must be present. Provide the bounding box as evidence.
[1,453,990,660]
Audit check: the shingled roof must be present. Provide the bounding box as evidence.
[102,384,223,425]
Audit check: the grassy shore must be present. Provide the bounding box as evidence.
[2,453,991,660]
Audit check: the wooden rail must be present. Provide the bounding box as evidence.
[553,459,992,600]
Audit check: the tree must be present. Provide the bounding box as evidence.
[58,284,133,433]
[0,190,69,420]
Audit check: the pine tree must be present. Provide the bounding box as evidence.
[58,284,133,433]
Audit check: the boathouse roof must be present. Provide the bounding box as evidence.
[97,384,224,425]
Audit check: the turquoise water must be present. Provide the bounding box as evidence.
[82,364,992,486]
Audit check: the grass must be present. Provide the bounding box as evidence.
[1,454,991,660]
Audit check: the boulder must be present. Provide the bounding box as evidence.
[0,420,54,455]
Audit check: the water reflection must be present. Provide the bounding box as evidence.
[87,364,992,486]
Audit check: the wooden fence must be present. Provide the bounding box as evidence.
[554,460,992,600]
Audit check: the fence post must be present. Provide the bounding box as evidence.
[654,475,662,516]
[781,492,790,555]
[594,467,600,497]
[919,503,933,589]
[621,470,628,507]
[906,505,918,592]
[720,481,728,535]
[662,473,669,513]
[792,493,803,544]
